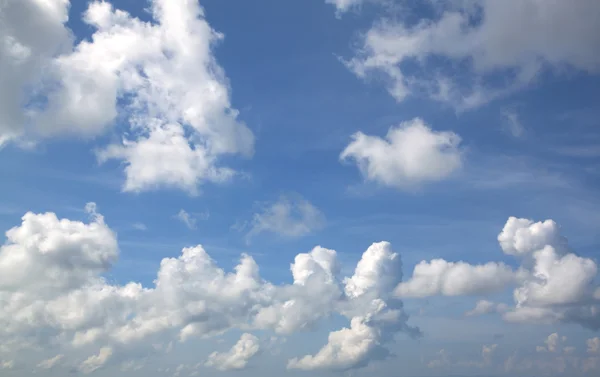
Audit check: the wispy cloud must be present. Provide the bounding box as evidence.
[243,195,325,241]
[174,209,210,230]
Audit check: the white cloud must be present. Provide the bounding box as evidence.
[465,300,509,317]
[1,360,14,369]
[176,209,197,230]
[205,333,260,371]
[1,0,254,194]
[588,337,600,354]
[288,242,420,371]
[37,354,64,369]
[340,118,463,190]
[246,195,325,239]
[395,259,516,297]
[396,215,600,330]
[0,206,417,372]
[347,0,600,109]
[325,0,363,13]
[0,0,72,146]
[132,223,147,231]
[502,110,525,138]
[536,333,568,353]
[79,347,113,374]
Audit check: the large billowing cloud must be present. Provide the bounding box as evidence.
[340,118,463,190]
[0,0,253,194]
[400,216,600,330]
[288,242,421,371]
[347,0,600,109]
[0,205,418,372]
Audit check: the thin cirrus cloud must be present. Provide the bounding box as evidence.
[1,0,254,194]
[345,0,600,109]
[340,118,463,190]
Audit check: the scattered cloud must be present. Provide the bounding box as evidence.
[176,209,198,230]
[205,333,260,371]
[395,216,600,331]
[37,354,65,369]
[1,360,14,369]
[79,347,113,374]
[465,300,509,317]
[245,195,325,240]
[340,118,463,190]
[132,223,147,231]
[347,0,600,109]
[536,333,568,353]
[588,337,600,354]
[502,110,526,138]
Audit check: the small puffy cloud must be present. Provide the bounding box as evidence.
[536,333,567,353]
[1,0,254,194]
[395,260,516,298]
[340,118,463,190]
[481,344,498,366]
[79,347,113,374]
[498,217,567,257]
[176,209,197,230]
[205,333,260,371]
[246,195,325,239]
[347,0,600,109]
[465,300,509,317]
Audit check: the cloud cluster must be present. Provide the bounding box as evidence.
[347,0,600,109]
[340,118,463,190]
[400,216,600,330]
[0,205,417,372]
[1,0,253,194]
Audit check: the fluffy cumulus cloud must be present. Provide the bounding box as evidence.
[395,259,516,297]
[288,242,421,371]
[340,118,463,190]
[0,0,253,193]
[205,333,260,371]
[245,195,325,240]
[399,216,600,330]
[347,0,600,109]
[0,206,417,372]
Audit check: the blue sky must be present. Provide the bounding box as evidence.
[1,0,600,376]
